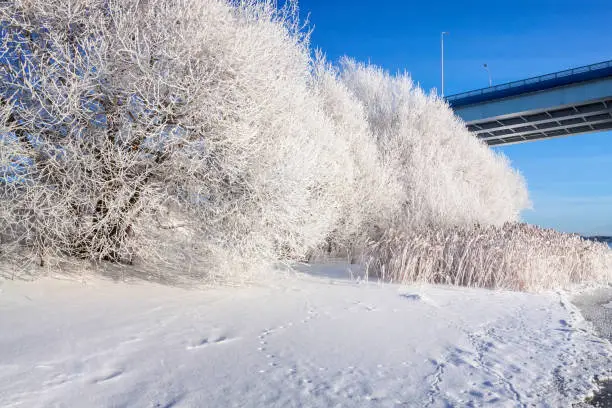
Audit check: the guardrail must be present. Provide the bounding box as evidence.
[446,60,612,108]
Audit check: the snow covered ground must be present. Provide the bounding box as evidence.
[1,264,611,407]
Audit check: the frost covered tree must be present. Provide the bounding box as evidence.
[338,58,530,228]
[0,0,351,277]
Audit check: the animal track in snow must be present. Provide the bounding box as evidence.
[399,293,422,301]
[92,369,123,384]
[398,292,440,308]
[186,332,237,350]
[350,300,377,312]
[43,372,82,388]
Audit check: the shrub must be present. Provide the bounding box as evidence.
[0,0,352,279]
[309,57,531,264]
[310,55,404,261]
[338,59,530,228]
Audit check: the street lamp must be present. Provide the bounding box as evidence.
[441,32,449,96]
[483,63,492,87]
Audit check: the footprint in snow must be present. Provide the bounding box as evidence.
[399,293,422,301]
[187,333,237,350]
[399,292,440,308]
[119,336,142,346]
[91,369,123,384]
[352,300,377,312]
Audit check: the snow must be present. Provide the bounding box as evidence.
[1,264,610,407]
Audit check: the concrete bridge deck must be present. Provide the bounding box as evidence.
[447,60,612,146]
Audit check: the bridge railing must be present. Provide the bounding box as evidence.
[446,60,612,108]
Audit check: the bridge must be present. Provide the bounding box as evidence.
[446,60,612,146]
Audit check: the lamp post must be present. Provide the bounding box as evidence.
[483,63,492,87]
[441,32,448,96]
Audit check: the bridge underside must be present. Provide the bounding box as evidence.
[447,60,612,146]
[467,97,612,146]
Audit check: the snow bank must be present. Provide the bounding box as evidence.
[0,267,610,407]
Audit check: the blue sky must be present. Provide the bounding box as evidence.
[295,0,612,235]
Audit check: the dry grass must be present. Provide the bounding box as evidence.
[362,223,612,291]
